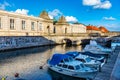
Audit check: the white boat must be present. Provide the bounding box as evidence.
[75,54,102,68]
[65,51,103,70]
[66,51,105,63]
[111,40,120,50]
[83,40,112,53]
[47,54,98,79]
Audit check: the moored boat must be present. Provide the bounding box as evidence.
[47,54,98,79]
[83,40,112,53]
[65,51,103,70]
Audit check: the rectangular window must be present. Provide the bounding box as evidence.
[31,22,34,30]
[10,19,14,29]
[0,18,1,29]
[39,23,42,31]
[22,20,25,30]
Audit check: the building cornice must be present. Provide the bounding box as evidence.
[0,10,45,21]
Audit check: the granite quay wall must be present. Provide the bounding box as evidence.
[0,36,56,51]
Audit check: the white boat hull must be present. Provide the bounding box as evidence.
[48,65,97,79]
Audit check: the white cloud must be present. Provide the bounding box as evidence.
[48,9,62,19]
[15,9,29,15]
[48,15,54,19]
[82,0,112,9]
[103,16,116,21]
[83,0,101,6]
[48,9,78,23]
[93,1,112,9]
[0,1,11,10]
[65,16,78,23]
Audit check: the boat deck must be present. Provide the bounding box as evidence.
[94,46,120,80]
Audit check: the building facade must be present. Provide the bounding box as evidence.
[0,10,53,36]
[53,16,86,35]
[0,10,93,36]
[69,23,86,34]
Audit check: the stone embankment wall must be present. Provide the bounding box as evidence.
[0,36,55,51]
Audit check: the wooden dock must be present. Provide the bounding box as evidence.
[94,46,120,80]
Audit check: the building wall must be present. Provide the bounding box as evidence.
[0,10,112,36]
[0,10,53,36]
[54,24,86,35]
[70,24,86,33]
[87,30,101,34]
[54,24,68,34]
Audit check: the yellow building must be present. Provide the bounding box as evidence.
[0,10,53,36]
[69,22,86,33]
[54,16,86,34]
[0,10,86,36]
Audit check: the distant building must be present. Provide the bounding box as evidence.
[69,22,86,33]
[86,25,110,37]
[86,25,101,34]
[54,16,69,34]
[99,26,109,33]
[54,16,86,34]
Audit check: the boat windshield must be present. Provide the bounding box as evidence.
[85,57,91,62]
[80,64,85,68]
[57,64,62,67]
[75,58,86,63]
[75,65,80,70]
[63,64,68,68]
[69,57,73,61]
[68,65,74,70]
[64,58,69,62]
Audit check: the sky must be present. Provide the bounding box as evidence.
[0,0,120,31]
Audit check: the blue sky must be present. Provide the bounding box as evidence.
[0,0,120,31]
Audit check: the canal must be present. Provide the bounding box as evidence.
[0,45,83,80]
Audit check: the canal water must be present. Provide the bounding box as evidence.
[0,45,84,80]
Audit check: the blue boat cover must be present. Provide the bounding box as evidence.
[65,51,79,57]
[49,54,70,65]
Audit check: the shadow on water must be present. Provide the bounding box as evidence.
[48,69,86,80]
[0,45,55,61]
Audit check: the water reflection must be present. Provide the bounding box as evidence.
[48,69,86,80]
[0,45,82,80]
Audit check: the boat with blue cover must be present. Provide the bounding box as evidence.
[47,53,98,79]
[66,51,105,63]
[65,51,104,69]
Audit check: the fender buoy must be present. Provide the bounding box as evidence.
[39,66,43,69]
[14,73,19,77]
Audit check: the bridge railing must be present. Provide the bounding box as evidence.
[42,33,89,37]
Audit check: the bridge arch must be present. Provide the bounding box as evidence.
[62,38,72,46]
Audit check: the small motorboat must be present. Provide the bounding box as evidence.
[47,54,98,79]
[65,51,103,70]
[66,51,105,63]
[75,54,102,68]
[83,40,112,53]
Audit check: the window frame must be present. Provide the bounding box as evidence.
[39,23,42,31]
[10,19,15,30]
[22,20,26,30]
[31,22,35,30]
